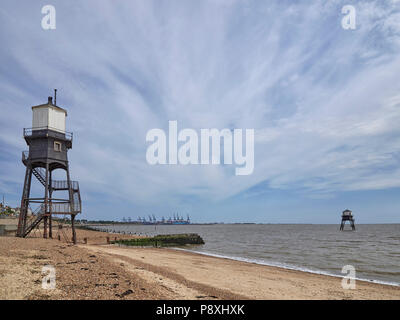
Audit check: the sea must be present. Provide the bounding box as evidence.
[93,223,400,286]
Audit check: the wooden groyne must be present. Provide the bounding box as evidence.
[111,233,205,247]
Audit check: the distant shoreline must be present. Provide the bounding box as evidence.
[82,222,400,226]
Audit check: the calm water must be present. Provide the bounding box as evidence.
[93,224,400,286]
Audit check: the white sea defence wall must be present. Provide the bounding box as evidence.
[0,224,17,236]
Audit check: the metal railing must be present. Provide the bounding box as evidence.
[23,127,73,141]
[33,202,80,214]
[51,180,79,191]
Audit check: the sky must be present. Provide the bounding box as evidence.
[0,0,399,223]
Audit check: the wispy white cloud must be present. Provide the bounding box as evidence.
[0,0,399,220]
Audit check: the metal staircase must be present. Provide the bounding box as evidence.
[19,164,82,238]
[32,167,46,186]
[22,205,45,237]
[32,167,80,193]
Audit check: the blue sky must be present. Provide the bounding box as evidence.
[0,0,399,223]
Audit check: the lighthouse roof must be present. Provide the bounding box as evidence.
[32,97,67,116]
[342,209,353,216]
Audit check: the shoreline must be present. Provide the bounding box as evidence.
[85,244,400,300]
[172,248,400,288]
[1,225,399,299]
[90,223,400,288]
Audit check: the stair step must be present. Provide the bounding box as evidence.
[23,213,45,237]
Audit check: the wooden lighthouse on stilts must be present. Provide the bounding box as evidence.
[340,209,355,231]
[16,91,81,244]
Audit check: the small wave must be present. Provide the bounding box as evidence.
[172,248,400,287]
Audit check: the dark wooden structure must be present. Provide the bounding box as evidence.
[340,209,355,231]
[16,95,81,243]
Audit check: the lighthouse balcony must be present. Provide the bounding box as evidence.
[341,215,354,221]
[24,127,73,142]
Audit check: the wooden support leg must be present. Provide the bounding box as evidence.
[49,216,52,239]
[43,216,48,239]
[71,214,76,244]
[17,165,32,237]
[44,163,49,239]
[49,170,53,238]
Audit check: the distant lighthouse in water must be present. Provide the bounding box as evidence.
[340,209,355,231]
[16,91,81,243]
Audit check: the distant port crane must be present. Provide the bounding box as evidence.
[135,214,190,225]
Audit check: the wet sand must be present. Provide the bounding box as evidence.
[85,245,400,300]
[0,226,399,300]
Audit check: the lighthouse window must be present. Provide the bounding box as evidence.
[54,141,62,152]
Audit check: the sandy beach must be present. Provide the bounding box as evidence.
[0,225,399,300]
